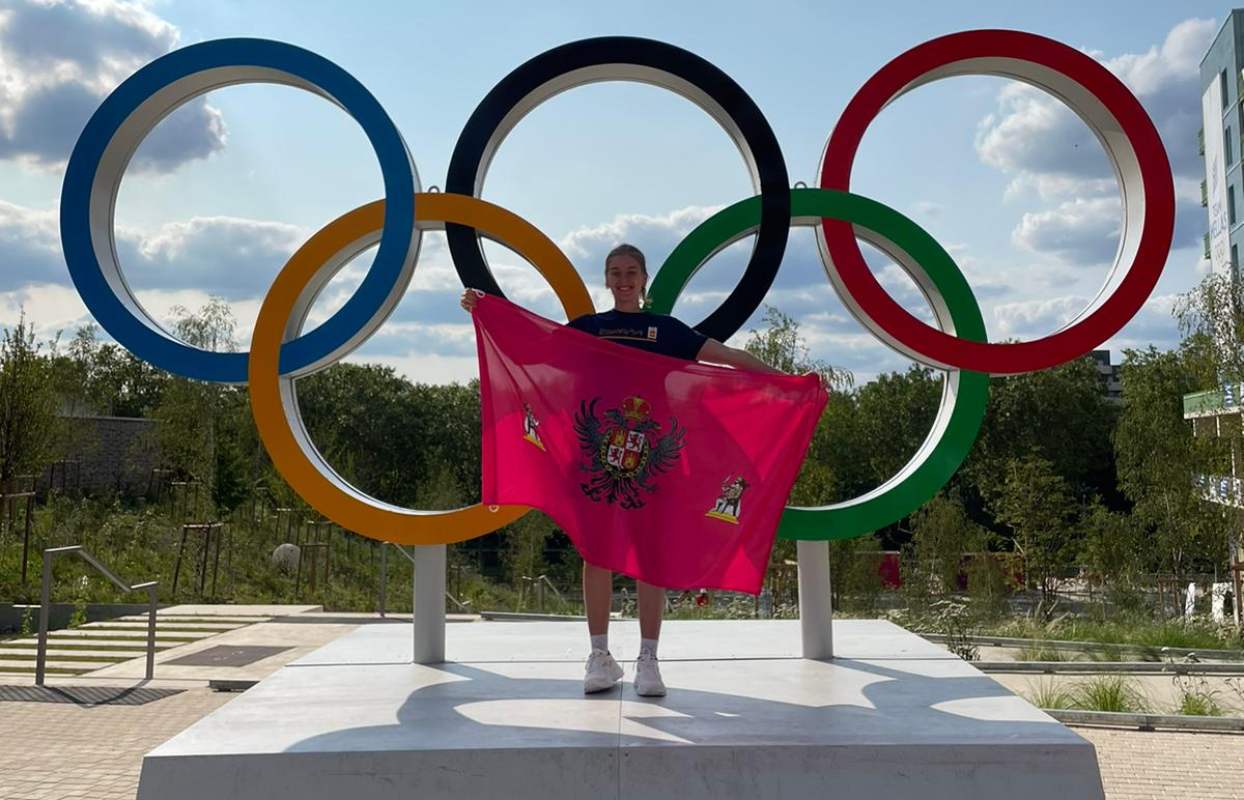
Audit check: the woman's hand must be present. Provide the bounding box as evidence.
[460,288,482,313]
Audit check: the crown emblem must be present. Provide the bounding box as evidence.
[620,396,651,422]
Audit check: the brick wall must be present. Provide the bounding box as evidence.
[44,415,159,494]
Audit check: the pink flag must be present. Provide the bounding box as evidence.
[474,296,827,594]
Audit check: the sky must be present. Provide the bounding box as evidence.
[0,0,1227,385]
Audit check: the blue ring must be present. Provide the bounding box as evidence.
[59,38,416,383]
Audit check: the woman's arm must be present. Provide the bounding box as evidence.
[696,338,783,374]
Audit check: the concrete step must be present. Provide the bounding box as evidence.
[81,621,243,633]
[0,648,139,663]
[46,629,210,642]
[0,659,109,674]
[1,639,179,651]
[127,615,270,625]
[159,604,320,616]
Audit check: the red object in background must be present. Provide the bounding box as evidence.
[876,552,901,588]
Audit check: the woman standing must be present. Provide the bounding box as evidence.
[462,243,783,696]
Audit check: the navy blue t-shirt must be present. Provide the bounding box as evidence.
[567,309,707,361]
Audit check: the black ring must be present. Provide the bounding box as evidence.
[445,36,790,341]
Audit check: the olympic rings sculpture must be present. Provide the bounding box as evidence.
[59,32,1173,546]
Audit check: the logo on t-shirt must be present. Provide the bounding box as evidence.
[647,326,658,340]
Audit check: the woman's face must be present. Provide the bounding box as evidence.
[605,254,646,307]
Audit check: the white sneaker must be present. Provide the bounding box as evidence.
[584,649,623,694]
[634,652,666,697]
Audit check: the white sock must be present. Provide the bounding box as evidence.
[590,634,608,653]
[640,638,658,658]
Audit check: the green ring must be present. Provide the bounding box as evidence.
[649,188,989,541]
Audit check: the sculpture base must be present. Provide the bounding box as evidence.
[137,620,1103,800]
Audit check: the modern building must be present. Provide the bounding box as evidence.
[1090,350,1122,401]
[1189,13,1244,625]
[1200,10,1244,279]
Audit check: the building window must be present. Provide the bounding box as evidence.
[1223,70,1230,108]
[1230,186,1237,225]
[1228,126,1235,166]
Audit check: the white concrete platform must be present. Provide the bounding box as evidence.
[137,620,1104,800]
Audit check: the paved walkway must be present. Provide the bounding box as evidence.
[1077,726,1244,799]
[0,685,231,799]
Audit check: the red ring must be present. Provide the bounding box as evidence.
[819,29,1174,374]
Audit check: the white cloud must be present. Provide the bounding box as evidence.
[130,215,306,297]
[990,291,1180,353]
[1104,292,1181,352]
[0,199,63,284]
[0,0,226,171]
[357,350,479,386]
[0,198,306,296]
[0,282,88,340]
[976,18,1214,185]
[992,295,1089,340]
[975,18,1214,267]
[1011,197,1122,265]
[559,205,720,267]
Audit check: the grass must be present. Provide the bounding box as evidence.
[1016,644,1072,662]
[1083,643,1145,662]
[985,614,1243,653]
[1172,674,1228,717]
[1025,679,1075,710]
[1069,676,1148,713]
[1175,691,1226,716]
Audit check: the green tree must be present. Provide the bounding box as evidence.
[504,512,556,603]
[152,299,239,512]
[295,365,480,508]
[967,355,1117,503]
[47,324,173,474]
[1115,346,1227,581]
[0,314,60,488]
[1174,271,1244,383]
[906,491,987,595]
[850,366,941,496]
[1078,497,1143,601]
[743,305,851,389]
[990,455,1076,606]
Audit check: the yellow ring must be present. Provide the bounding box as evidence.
[248,193,595,545]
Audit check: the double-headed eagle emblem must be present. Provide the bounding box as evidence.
[574,395,686,509]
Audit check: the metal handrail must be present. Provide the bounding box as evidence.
[37,546,159,686]
[518,573,566,612]
[377,542,472,616]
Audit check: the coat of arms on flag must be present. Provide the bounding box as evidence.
[706,475,749,525]
[574,395,685,509]
[522,401,545,450]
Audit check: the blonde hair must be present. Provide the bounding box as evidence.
[605,243,648,306]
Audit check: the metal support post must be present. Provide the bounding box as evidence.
[145,584,157,681]
[378,543,387,618]
[36,549,52,686]
[413,544,446,664]
[797,539,833,660]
